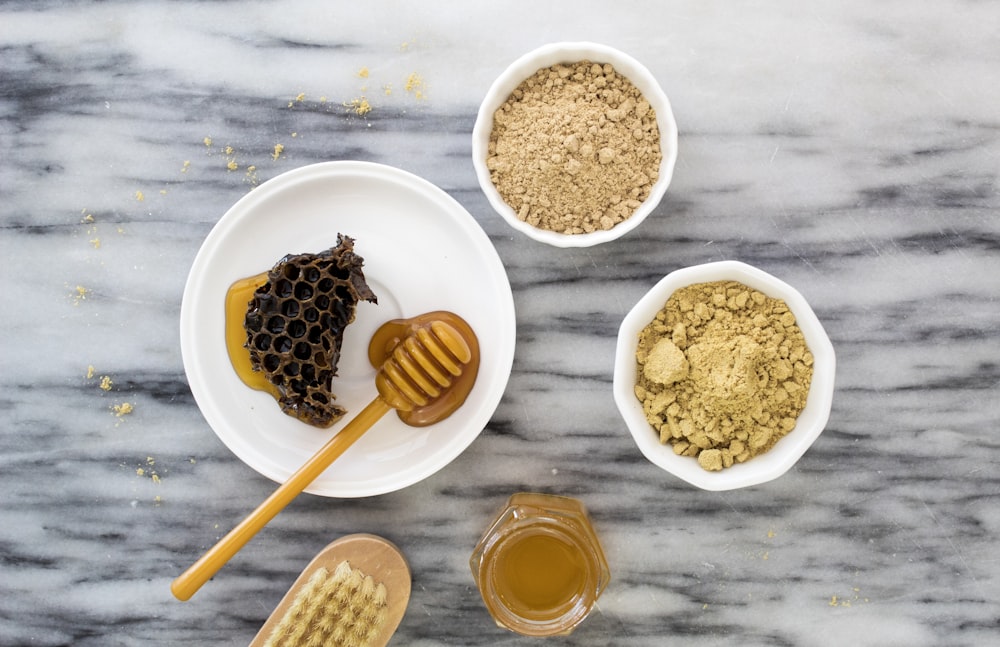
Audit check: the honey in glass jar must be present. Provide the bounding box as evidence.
[470,493,610,637]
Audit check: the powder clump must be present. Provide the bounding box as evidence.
[486,60,661,235]
[634,281,814,470]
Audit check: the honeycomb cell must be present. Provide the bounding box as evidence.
[282,300,300,318]
[287,320,306,338]
[276,279,293,298]
[293,341,311,361]
[246,313,263,332]
[266,316,285,334]
[295,282,313,301]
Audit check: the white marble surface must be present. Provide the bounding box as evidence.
[2,1,999,645]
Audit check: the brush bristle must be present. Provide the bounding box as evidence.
[264,561,389,647]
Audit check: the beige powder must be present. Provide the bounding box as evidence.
[634,280,814,471]
[486,61,661,234]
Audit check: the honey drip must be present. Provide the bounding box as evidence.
[225,272,280,399]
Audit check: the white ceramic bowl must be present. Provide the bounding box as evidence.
[472,42,678,248]
[613,261,836,490]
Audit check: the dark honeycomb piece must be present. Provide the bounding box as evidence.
[244,234,377,428]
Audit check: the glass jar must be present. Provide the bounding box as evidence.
[470,492,610,637]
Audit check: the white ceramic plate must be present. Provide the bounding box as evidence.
[180,161,516,497]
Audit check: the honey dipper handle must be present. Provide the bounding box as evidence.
[171,397,392,601]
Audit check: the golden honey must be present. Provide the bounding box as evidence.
[470,493,609,637]
[367,311,480,426]
[225,272,280,398]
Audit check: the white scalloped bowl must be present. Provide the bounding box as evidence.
[613,261,836,490]
[472,42,678,248]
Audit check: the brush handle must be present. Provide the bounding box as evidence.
[171,396,392,601]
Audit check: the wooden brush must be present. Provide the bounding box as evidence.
[250,534,411,647]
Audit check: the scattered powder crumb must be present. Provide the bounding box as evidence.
[829,588,869,607]
[224,145,238,171]
[112,401,133,416]
[154,495,162,505]
[81,213,95,224]
[86,365,96,379]
[134,190,144,202]
[181,160,191,173]
[320,96,328,103]
[133,457,162,483]
[345,96,372,116]
[287,92,306,108]
[159,189,167,195]
[244,165,259,186]
[90,237,101,249]
[112,402,134,427]
[383,84,393,96]
[72,285,90,305]
[272,143,284,161]
[404,72,425,99]
[291,132,298,138]
[358,67,369,78]
[203,136,213,148]
[99,375,113,391]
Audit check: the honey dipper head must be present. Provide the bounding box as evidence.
[368,312,480,427]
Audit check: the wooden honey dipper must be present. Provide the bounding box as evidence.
[172,311,479,601]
